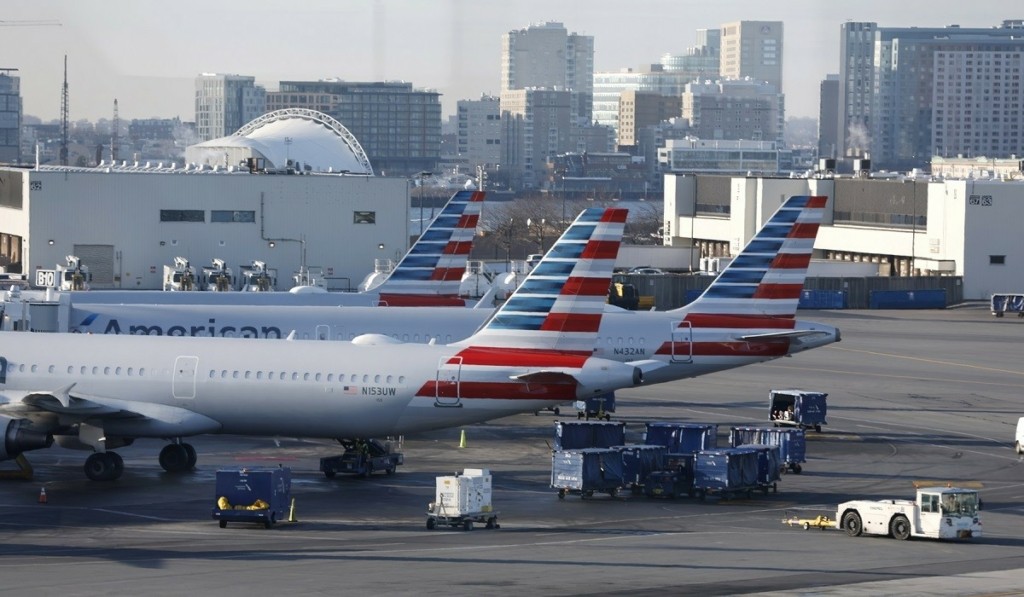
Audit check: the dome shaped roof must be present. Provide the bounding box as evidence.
[189,108,373,174]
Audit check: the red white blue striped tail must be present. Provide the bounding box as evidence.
[682,195,827,318]
[458,207,627,353]
[377,189,484,305]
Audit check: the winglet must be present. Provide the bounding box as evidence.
[376,188,485,306]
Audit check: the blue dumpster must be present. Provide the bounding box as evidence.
[212,467,291,528]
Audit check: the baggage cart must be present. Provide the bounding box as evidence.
[212,467,291,529]
[692,448,760,501]
[644,422,718,452]
[614,444,667,493]
[991,293,1024,317]
[551,448,624,499]
[730,426,807,473]
[737,444,781,494]
[575,392,615,420]
[553,420,626,451]
[769,390,827,432]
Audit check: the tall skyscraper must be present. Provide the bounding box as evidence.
[719,21,784,91]
[501,22,594,122]
[818,74,839,159]
[194,73,266,141]
[838,20,1024,170]
[268,80,441,176]
[0,70,21,163]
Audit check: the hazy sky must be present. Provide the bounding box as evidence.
[1,0,1016,123]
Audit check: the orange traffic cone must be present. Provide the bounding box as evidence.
[38,487,47,504]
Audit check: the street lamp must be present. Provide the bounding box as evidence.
[506,217,513,269]
[416,171,432,237]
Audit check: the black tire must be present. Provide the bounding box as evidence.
[84,453,115,482]
[426,518,436,530]
[386,466,395,475]
[219,520,227,528]
[1016,441,1022,455]
[463,520,473,531]
[323,469,336,479]
[557,489,566,500]
[842,511,863,537]
[794,464,803,474]
[803,522,810,530]
[553,408,560,415]
[183,443,197,469]
[159,444,190,473]
[815,425,822,433]
[890,514,911,540]
[264,520,271,529]
[486,517,497,529]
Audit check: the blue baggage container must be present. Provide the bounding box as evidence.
[736,444,781,492]
[614,444,668,487]
[991,293,1024,317]
[644,422,717,452]
[693,448,759,500]
[643,470,694,499]
[769,390,827,432]
[551,448,625,499]
[729,426,807,473]
[869,289,946,309]
[799,289,847,310]
[212,467,291,528]
[553,420,626,451]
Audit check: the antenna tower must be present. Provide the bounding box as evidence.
[111,98,119,162]
[59,55,68,166]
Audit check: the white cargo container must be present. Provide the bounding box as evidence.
[427,468,498,531]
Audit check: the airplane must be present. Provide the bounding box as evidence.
[21,188,487,308]
[43,195,838,385]
[0,207,656,481]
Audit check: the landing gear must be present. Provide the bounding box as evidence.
[159,443,196,473]
[84,452,124,481]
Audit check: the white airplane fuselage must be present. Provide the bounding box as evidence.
[61,302,838,386]
[0,333,635,439]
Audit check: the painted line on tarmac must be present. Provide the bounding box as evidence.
[826,346,1024,377]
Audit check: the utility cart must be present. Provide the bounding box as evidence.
[991,293,1024,318]
[319,438,403,478]
[426,469,499,531]
[212,467,291,529]
[551,448,625,499]
[769,389,828,432]
[782,513,834,531]
[575,392,615,421]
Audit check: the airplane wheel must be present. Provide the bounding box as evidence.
[109,452,125,478]
[84,453,120,481]
[183,443,197,469]
[159,444,191,473]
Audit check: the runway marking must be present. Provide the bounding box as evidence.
[770,363,1024,388]
[0,504,175,522]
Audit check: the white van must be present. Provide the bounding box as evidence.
[1016,417,1024,455]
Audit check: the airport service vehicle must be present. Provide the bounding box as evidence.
[837,487,982,540]
[319,438,403,477]
[0,208,654,481]
[426,468,498,531]
[212,467,291,529]
[770,389,827,432]
[1015,417,1024,454]
[990,293,1024,318]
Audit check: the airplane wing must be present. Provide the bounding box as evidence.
[9,386,222,436]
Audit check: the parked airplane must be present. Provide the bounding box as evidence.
[0,208,655,481]
[42,196,838,385]
[22,188,487,307]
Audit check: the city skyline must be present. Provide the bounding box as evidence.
[1,0,1016,123]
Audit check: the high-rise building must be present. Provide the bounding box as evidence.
[681,79,784,144]
[818,74,840,159]
[0,71,21,163]
[720,21,784,91]
[838,20,1024,170]
[456,95,502,175]
[268,80,442,176]
[501,22,594,122]
[500,88,575,190]
[194,74,266,142]
[617,90,682,148]
[593,31,719,137]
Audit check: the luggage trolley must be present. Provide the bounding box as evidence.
[769,390,827,433]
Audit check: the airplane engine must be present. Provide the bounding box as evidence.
[574,357,643,397]
[0,416,53,461]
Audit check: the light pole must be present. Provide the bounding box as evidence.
[560,168,567,231]
[506,217,513,270]
[416,171,432,237]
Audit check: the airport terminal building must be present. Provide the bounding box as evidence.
[0,110,409,290]
[664,173,1023,300]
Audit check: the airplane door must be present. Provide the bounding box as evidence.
[434,356,463,408]
[172,356,199,400]
[670,321,693,363]
[315,325,330,341]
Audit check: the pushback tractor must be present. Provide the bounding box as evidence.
[836,487,981,540]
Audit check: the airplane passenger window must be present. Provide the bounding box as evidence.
[303,373,310,381]
[386,375,393,383]
[48,365,55,374]
[31,364,37,373]
[115,367,122,375]
[104,367,111,375]
[80,366,87,375]
[139,367,145,376]
[327,373,334,382]
[413,334,420,342]
[244,371,251,380]
[209,371,215,379]
[374,375,381,383]
[446,335,452,342]
[67,366,73,374]
[292,372,299,381]
[350,374,357,382]
[315,373,322,382]
[362,374,369,383]
[256,371,263,380]
[399,376,406,384]
[127,367,133,376]
[92,366,98,375]
[232,371,239,379]
[403,334,409,341]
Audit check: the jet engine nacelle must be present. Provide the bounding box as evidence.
[574,357,643,398]
[0,416,53,461]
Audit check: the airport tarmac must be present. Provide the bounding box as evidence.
[1,304,1023,596]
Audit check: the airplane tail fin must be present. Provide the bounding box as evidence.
[458,207,627,353]
[678,195,827,320]
[376,188,484,306]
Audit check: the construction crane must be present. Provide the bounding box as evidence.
[0,19,62,27]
